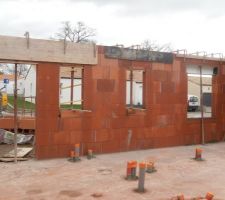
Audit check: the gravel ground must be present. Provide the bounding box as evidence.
[0,143,225,200]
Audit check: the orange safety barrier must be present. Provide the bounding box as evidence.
[147,161,154,168]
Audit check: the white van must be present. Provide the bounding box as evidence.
[187,95,200,111]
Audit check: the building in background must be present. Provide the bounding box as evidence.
[0,74,24,95]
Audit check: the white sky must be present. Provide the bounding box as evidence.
[0,0,225,54]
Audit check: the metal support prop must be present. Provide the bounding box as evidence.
[200,65,205,145]
[14,63,18,163]
[70,67,74,106]
[138,162,146,192]
[63,38,67,54]
[24,32,30,49]
[74,143,81,161]
[81,67,84,110]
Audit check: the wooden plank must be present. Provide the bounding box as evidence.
[0,35,97,65]
[0,157,28,162]
[3,147,33,158]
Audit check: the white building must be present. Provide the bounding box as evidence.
[24,66,82,105]
[24,65,36,103]
[0,74,24,95]
[126,81,143,106]
[60,78,82,105]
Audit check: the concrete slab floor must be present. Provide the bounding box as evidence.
[1,143,225,200]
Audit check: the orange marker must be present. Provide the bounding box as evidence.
[131,160,137,178]
[195,148,202,159]
[177,194,185,200]
[126,161,132,179]
[205,192,214,200]
[70,150,75,158]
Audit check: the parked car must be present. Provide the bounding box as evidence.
[187,95,199,111]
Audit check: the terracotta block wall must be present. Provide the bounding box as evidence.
[35,49,225,159]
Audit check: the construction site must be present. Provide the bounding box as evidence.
[0,34,225,199]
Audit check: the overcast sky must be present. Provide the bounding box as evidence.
[0,0,225,54]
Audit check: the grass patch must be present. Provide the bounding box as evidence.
[60,104,82,110]
[7,95,35,110]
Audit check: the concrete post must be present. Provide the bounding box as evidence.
[138,162,146,192]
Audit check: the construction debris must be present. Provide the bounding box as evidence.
[91,192,103,198]
[0,129,33,144]
[3,147,33,158]
[97,167,112,175]
[0,157,29,162]
[146,161,157,173]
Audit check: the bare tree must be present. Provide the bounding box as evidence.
[141,40,172,52]
[56,21,96,43]
[0,63,29,77]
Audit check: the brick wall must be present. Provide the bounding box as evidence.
[35,49,225,159]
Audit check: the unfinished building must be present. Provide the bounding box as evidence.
[0,35,225,159]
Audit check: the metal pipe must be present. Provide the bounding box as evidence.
[61,83,82,90]
[138,162,146,192]
[142,71,146,108]
[130,70,133,107]
[30,96,33,117]
[200,65,205,145]
[70,67,74,106]
[24,31,30,49]
[61,99,83,104]
[22,96,25,117]
[81,67,84,110]
[14,63,18,163]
